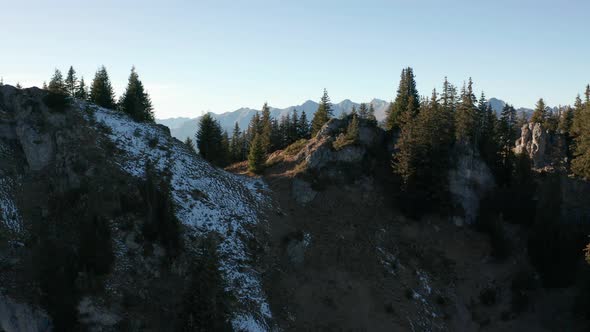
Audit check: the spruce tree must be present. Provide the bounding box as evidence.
[119,66,154,122]
[196,113,225,166]
[454,79,477,145]
[64,66,78,97]
[259,103,272,152]
[367,103,377,123]
[530,98,547,124]
[15,82,22,89]
[75,77,88,100]
[298,110,310,138]
[571,85,590,179]
[230,122,242,162]
[48,69,66,95]
[248,134,266,174]
[358,103,368,119]
[42,81,47,90]
[385,67,419,130]
[184,137,196,152]
[90,66,116,109]
[310,88,333,136]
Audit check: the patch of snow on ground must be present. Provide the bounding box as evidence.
[87,104,274,331]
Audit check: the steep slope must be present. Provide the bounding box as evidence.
[0,85,275,331]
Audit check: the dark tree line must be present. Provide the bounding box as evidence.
[45,65,154,122]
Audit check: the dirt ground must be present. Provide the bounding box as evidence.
[242,161,587,331]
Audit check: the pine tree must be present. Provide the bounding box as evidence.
[571,85,590,179]
[248,134,266,174]
[90,66,116,109]
[496,104,517,183]
[230,122,242,162]
[259,103,272,152]
[454,79,477,145]
[298,110,310,138]
[119,66,154,122]
[530,98,547,124]
[182,138,194,152]
[64,66,78,97]
[48,69,66,94]
[367,103,377,123]
[385,67,420,130]
[42,81,47,90]
[196,113,225,166]
[75,77,88,100]
[310,89,333,136]
[358,103,368,119]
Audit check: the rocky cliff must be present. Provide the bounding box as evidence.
[514,122,567,169]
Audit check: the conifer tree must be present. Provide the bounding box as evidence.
[64,66,78,97]
[530,98,547,124]
[571,85,590,178]
[75,77,88,100]
[0,77,3,86]
[184,137,196,152]
[495,104,517,183]
[90,66,116,109]
[196,113,225,166]
[259,103,272,152]
[454,79,477,145]
[311,89,333,136]
[298,110,310,138]
[248,134,266,174]
[358,103,368,119]
[48,69,66,95]
[230,122,242,162]
[119,66,154,122]
[15,82,22,89]
[367,103,377,123]
[385,67,420,130]
[42,81,47,90]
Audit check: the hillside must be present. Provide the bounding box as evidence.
[0,85,274,331]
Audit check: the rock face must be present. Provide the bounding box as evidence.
[515,122,546,168]
[514,122,567,169]
[0,294,52,332]
[448,148,495,224]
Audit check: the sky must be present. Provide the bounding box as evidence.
[1,0,589,118]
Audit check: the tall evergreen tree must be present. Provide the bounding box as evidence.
[454,79,477,145]
[298,110,310,138]
[64,66,78,97]
[496,104,518,183]
[196,113,225,166]
[230,122,242,162]
[259,103,272,152]
[119,66,154,122]
[571,85,590,179]
[367,103,377,123]
[385,67,420,130]
[48,69,66,95]
[311,89,333,136]
[184,137,196,152]
[530,98,547,124]
[248,134,266,174]
[90,66,116,109]
[358,103,369,119]
[75,77,88,100]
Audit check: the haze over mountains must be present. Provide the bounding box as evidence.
[157,97,535,141]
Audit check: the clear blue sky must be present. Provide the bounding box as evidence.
[1,0,589,118]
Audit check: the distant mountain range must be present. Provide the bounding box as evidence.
[157,97,542,142]
[157,99,391,141]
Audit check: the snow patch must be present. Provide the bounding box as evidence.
[86,104,274,331]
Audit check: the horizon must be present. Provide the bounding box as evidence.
[1,0,589,118]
